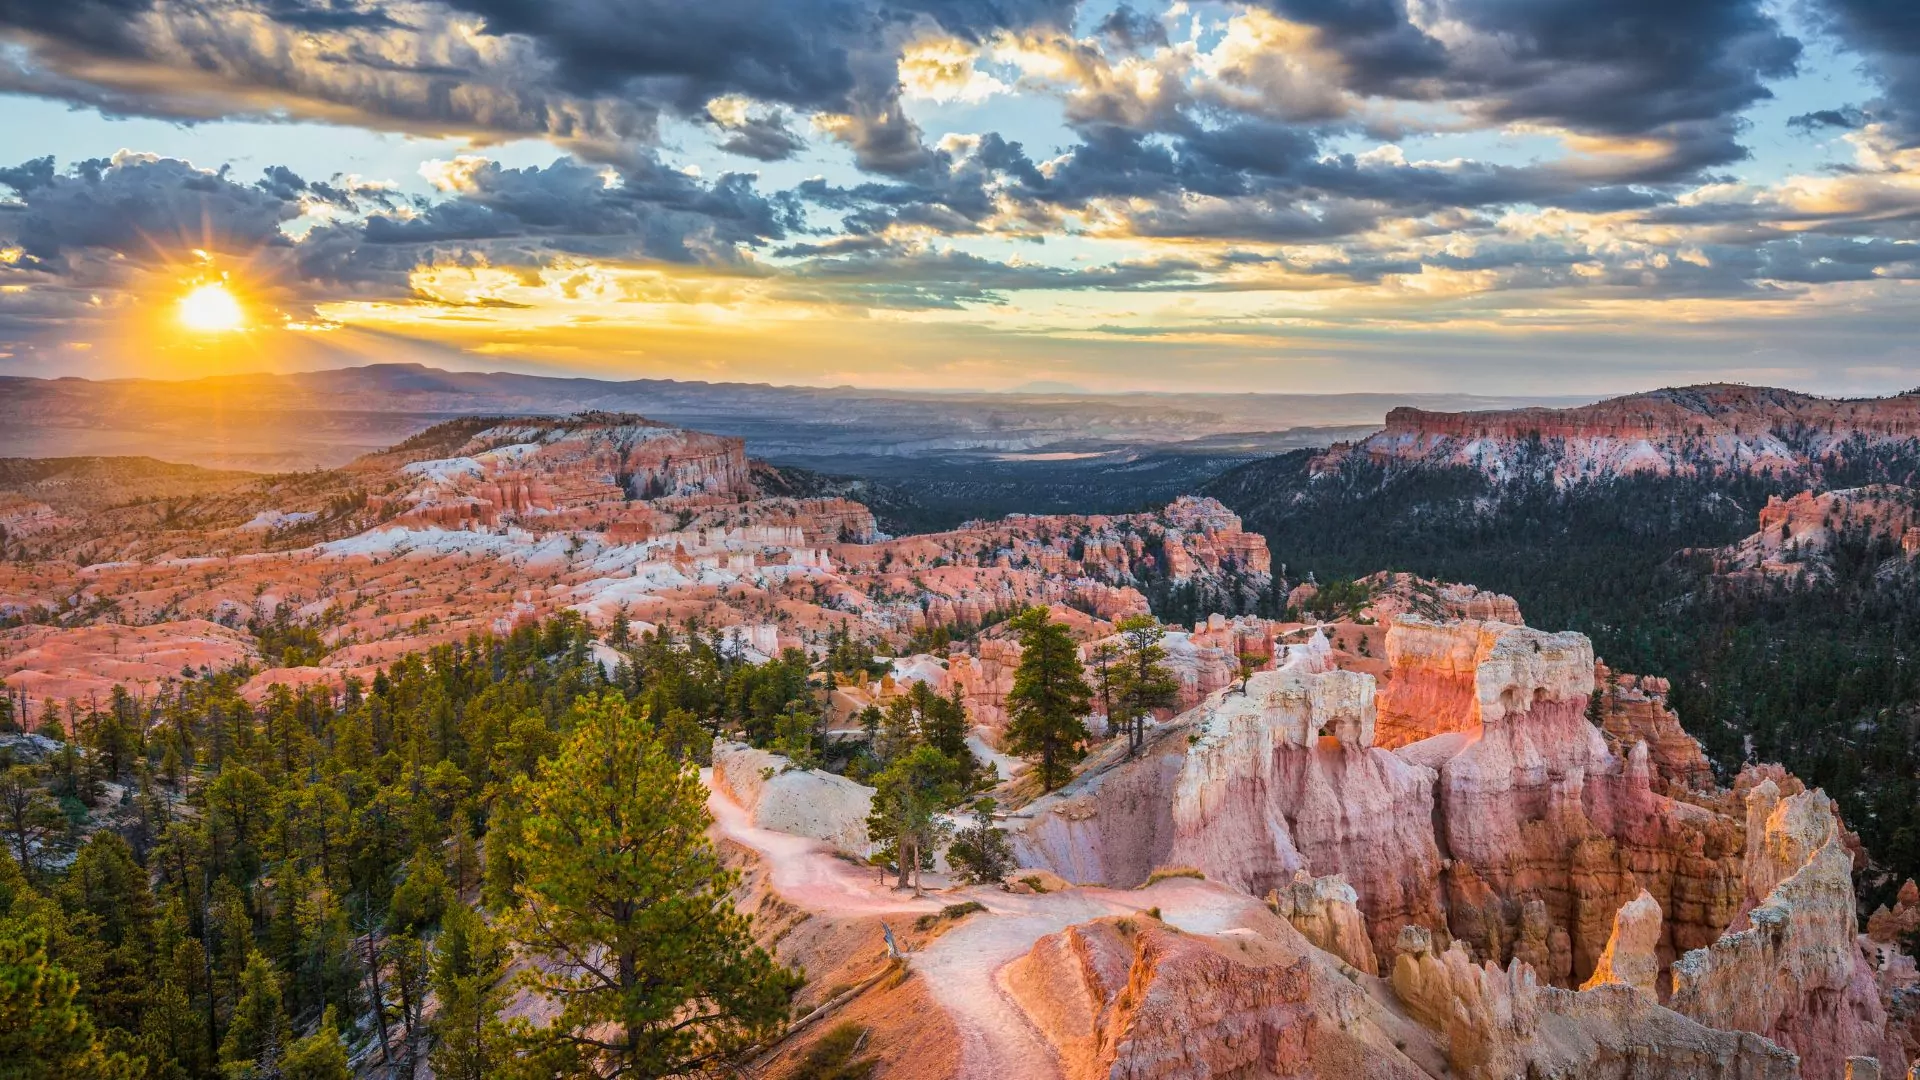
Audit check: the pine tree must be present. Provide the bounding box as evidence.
[922,685,975,777]
[945,798,1014,885]
[279,1006,349,1080]
[0,765,66,884]
[218,950,286,1079]
[1003,607,1093,791]
[508,691,798,1077]
[429,904,511,1080]
[0,921,112,1080]
[865,744,964,893]
[1111,616,1179,757]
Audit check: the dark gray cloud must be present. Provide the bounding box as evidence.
[777,242,1207,308]
[1256,0,1798,141]
[1811,0,1920,140]
[1096,4,1168,51]
[0,149,802,339]
[710,107,809,162]
[0,0,1074,172]
[0,154,297,270]
[1788,106,1869,133]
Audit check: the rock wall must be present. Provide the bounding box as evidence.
[1670,786,1901,1080]
[1389,926,1799,1079]
[1593,663,1718,794]
[1580,889,1662,997]
[1269,871,1379,975]
[1008,742,1187,888]
[710,742,876,858]
[1350,385,1920,483]
[1431,627,1747,986]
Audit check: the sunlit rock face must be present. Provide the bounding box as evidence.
[1,415,1278,720]
[1341,385,1920,484]
[1705,485,1920,587]
[1168,661,1448,968]
[1671,786,1901,1080]
[1374,615,1594,750]
[1003,904,1432,1080]
[1580,889,1663,997]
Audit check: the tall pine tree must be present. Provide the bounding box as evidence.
[1003,607,1094,791]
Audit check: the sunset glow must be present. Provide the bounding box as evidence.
[176,281,245,334]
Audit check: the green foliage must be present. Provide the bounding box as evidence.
[945,800,1014,886]
[0,765,67,883]
[279,1007,349,1080]
[865,745,966,893]
[246,606,330,669]
[0,918,112,1080]
[429,904,511,1080]
[789,1022,877,1080]
[0,615,813,1080]
[218,951,286,1079]
[1110,615,1179,756]
[914,900,986,931]
[508,690,799,1077]
[1003,607,1093,791]
[387,846,450,934]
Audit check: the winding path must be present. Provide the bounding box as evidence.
[703,771,1264,1080]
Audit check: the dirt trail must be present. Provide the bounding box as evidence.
[703,769,938,917]
[704,772,1268,1080]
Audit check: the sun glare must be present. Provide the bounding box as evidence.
[177,280,246,332]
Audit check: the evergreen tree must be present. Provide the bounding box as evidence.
[0,765,66,883]
[218,951,286,1080]
[508,691,798,1077]
[278,1007,348,1080]
[428,904,510,1080]
[945,799,1014,886]
[0,920,113,1080]
[1111,616,1179,757]
[1003,608,1093,791]
[865,745,963,893]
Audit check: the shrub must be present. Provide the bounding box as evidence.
[1144,866,1205,886]
[791,1022,877,1080]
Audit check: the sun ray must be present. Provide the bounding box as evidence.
[177,279,246,332]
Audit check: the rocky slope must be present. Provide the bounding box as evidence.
[1344,385,1920,484]
[1702,486,1920,586]
[993,601,1916,1078]
[0,416,1272,718]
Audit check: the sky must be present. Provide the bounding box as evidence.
[0,0,1918,395]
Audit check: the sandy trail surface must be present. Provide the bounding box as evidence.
[704,768,939,917]
[706,769,1269,1080]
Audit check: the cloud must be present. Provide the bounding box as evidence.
[0,0,1075,171]
[706,97,808,161]
[1811,0,1920,140]
[1788,106,1869,133]
[0,152,298,270]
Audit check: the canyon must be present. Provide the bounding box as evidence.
[718,598,1920,1078]
[4,398,1919,1078]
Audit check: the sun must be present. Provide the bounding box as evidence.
[177,280,246,333]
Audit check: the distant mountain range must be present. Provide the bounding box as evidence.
[0,363,1586,527]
